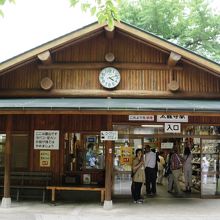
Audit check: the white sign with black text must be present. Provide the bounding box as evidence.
[161,142,174,149]
[100,131,118,141]
[157,115,188,122]
[34,130,59,150]
[129,115,154,121]
[164,123,181,133]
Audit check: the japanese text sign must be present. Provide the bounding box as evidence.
[157,115,188,122]
[34,130,59,150]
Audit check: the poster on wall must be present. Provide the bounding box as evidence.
[120,147,133,165]
[34,130,59,150]
[40,150,51,167]
[83,174,91,184]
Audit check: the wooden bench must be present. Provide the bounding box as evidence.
[46,186,105,203]
[0,171,52,202]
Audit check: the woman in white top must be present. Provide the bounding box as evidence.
[183,146,193,193]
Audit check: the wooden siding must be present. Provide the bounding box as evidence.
[0,32,219,96]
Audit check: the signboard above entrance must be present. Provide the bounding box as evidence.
[100,131,118,141]
[161,142,174,149]
[164,123,181,133]
[157,115,188,122]
[129,115,154,121]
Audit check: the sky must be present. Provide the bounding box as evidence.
[0,0,95,62]
[0,0,219,63]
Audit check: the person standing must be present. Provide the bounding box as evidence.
[166,151,174,193]
[170,146,183,196]
[132,149,145,204]
[183,146,193,193]
[157,151,165,185]
[144,145,157,196]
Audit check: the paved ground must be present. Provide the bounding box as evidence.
[1,196,220,220]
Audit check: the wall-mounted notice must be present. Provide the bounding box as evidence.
[40,150,51,167]
[34,130,59,150]
[157,115,188,122]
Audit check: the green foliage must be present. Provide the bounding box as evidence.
[119,0,220,63]
[69,0,121,30]
[0,0,15,17]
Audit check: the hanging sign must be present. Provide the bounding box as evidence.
[164,123,181,133]
[157,115,188,122]
[100,131,118,141]
[120,147,133,165]
[161,142,174,149]
[40,150,51,167]
[34,130,59,150]
[129,115,154,121]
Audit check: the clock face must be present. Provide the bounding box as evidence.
[99,67,121,89]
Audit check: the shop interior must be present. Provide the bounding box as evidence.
[112,124,220,199]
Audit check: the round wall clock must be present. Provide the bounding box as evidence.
[99,67,121,89]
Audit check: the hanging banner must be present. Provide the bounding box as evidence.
[34,130,59,150]
[120,147,133,165]
[40,150,51,167]
[164,123,181,133]
[157,115,188,122]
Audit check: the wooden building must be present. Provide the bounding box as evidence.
[0,22,220,208]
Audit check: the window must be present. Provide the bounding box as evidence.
[0,134,29,170]
[11,134,29,169]
[84,135,104,169]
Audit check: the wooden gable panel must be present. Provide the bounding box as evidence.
[0,30,219,97]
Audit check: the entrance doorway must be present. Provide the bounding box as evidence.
[112,124,203,199]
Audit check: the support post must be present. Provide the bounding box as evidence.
[1,115,13,208]
[104,115,113,209]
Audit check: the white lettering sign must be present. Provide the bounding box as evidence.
[100,131,118,141]
[164,123,181,133]
[157,115,188,122]
[34,130,59,150]
[161,142,174,149]
[129,115,154,121]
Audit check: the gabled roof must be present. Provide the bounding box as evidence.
[0,21,219,75]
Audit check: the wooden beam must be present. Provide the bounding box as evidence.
[104,115,113,204]
[1,89,220,99]
[37,50,52,65]
[104,26,115,39]
[167,51,181,66]
[1,115,13,207]
[38,62,183,70]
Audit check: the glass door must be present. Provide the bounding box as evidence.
[113,137,143,195]
[201,139,220,197]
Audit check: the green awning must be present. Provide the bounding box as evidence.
[0,98,220,113]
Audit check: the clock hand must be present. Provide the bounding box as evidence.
[109,76,116,82]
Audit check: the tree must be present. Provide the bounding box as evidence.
[69,0,121,30]
[0,0,15,16]
[119,0,220,63]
